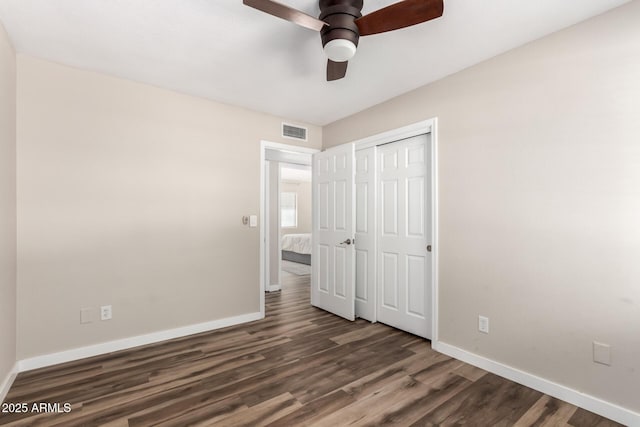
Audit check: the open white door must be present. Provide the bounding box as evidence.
[312,143,356,320]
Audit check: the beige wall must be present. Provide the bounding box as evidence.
[0,22,17,389]
[280,179,312,236]
[324,1,640,413]
[16,56,321,359]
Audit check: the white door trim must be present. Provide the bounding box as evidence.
[264,160,281,293]
[351,119,439,343]
[352,120,434,151]
[260,141,319,317]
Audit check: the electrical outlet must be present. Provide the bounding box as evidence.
[100,305,112,321]
[593,341,611,366]
[478,315,489,334]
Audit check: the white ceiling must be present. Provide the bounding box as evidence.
[0,0,631,125]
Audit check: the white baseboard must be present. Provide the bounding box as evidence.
[267,284,282,292]
[0,362,18,404]
[18,311,263,373]
[433,341,640,427]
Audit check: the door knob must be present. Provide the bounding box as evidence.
[341,238,352,245]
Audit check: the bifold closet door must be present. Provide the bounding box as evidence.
[377,135,432,339]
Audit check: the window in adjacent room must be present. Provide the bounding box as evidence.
[281,192,297,228]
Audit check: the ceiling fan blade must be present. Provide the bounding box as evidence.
[355,0,444,36]
[243,0,328,32]
[327,60,348,81]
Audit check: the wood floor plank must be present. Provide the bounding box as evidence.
[451,362,488,382]
[210,393,302,427]
[361,373,473,426]
[569,407,624,427]
[340,353,435,401]
[265,390,356,427]
[130,395,247,427]
[312,375,432,426]
[514,394,578,427]
[0,272,624,427]
[410,372,543,426]
[329,322,386,345]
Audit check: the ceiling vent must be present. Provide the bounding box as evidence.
[282,123,308,142]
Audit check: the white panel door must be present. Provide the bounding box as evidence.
[377,134,432,338]
[312,144,356,321]
[354,147,376,322]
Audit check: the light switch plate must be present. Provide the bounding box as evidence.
[249,215,258,227]
[478,315,489,334]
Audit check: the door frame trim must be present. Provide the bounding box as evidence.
[260,141,319,318]
[351,119,439,342]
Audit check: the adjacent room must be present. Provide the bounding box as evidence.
[1,0,639,425]
[279,164,312,278]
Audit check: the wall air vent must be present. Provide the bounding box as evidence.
[282,123,308,142]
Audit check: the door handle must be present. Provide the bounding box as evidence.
[340,238,352,245]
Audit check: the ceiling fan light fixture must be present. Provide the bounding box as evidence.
[243,0,444,81]
[323,39,357,62]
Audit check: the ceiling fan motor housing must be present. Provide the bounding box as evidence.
[319,0,363,55]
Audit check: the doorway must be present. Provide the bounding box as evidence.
[260,142,318,317]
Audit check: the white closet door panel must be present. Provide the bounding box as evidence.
[354,147,377,322]
[355,249,368,301]
[406,255,426,317]
[356,182,368,233]
[381,252,399,309]
[407,177,425,237]
[382,180,399,236]
[377,135,432,338]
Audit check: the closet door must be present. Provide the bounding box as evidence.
[312,144,356,321]
[377,135,432,338]
[355,147,376,322]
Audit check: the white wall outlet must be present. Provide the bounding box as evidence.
[478,315,490,334]
[100,305,112,321]
[80,307,94,324]
[249,215,258,227]
[593,341,611,366]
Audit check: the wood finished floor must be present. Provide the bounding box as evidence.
[1,272,623,427]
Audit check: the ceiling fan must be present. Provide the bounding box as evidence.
[243,0,444,81]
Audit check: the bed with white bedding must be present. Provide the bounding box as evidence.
[281,233,311,265]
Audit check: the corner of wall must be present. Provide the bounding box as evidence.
[0,17,18,403]
[0,362,18,404]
